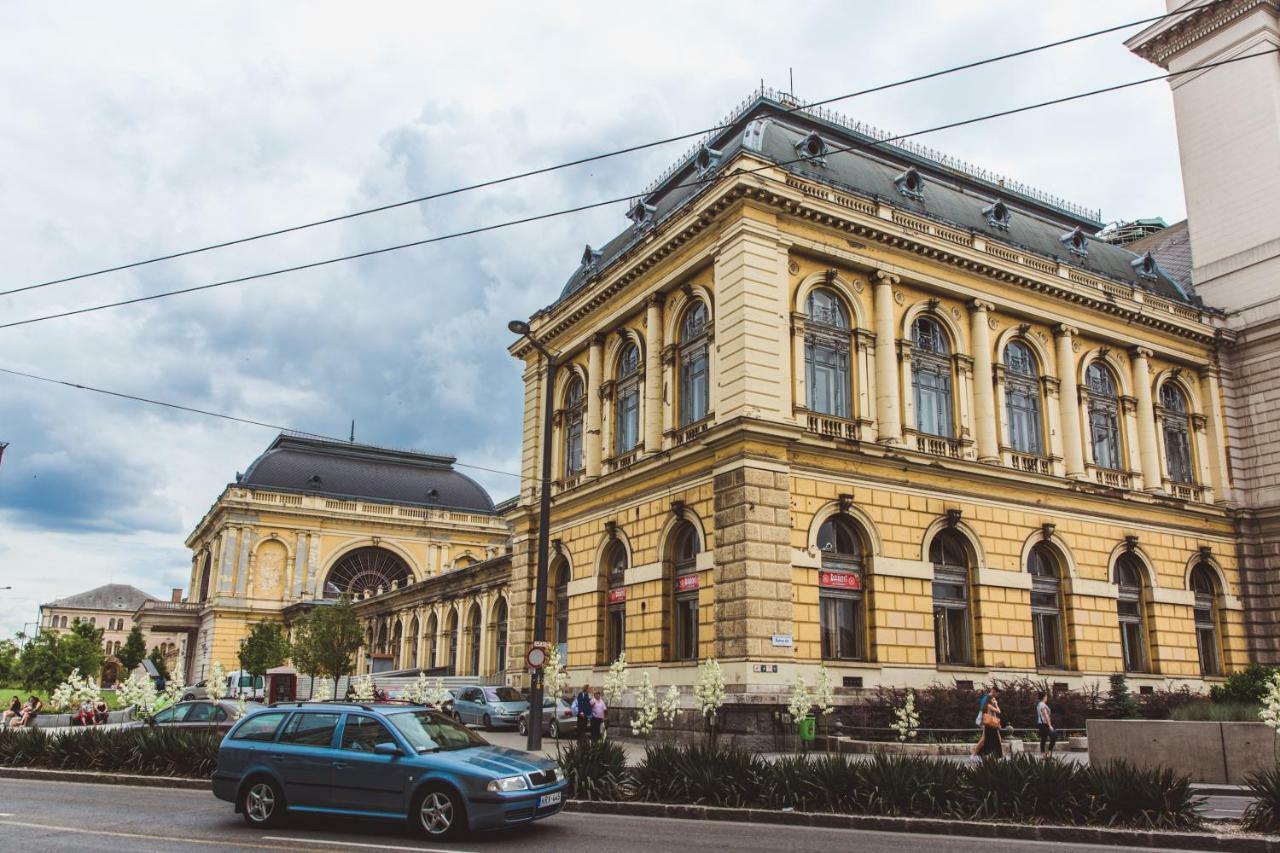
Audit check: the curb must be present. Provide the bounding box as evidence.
[0,766,211,790]
[563,800,1280,852]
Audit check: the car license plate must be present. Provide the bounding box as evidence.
[538,792,562,808]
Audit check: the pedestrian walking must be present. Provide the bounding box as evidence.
[975,689,1003,759]
[1036,692,1059,757]
[572,683,592,744]
[589,690,606,741]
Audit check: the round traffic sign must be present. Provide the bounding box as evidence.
[526,645,548,669]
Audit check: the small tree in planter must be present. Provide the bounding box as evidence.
[787,674,813,752]
[694,658,726,745]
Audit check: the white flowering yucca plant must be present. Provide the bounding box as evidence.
[312,676,335,702]
[631,673,659,738]
[119,671,159,717]
[405,673,433,705]
[787,674,812,723]
[51,668,101,712]
[659,684,681,726]
[543,646,569,700]
[351,673,376,702]
[206,662,227,703]
[603,653,629,705]
[694,658,726,744]
[1259,670,1280,764]
[157,679,185,711]
[892,691,921,745]
[813,665,835,718]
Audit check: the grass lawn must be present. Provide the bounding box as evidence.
[0,684,124,711]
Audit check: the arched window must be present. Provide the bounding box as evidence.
[615,344,641,455]
[1160,383,1194,485]
[391,620,403,669]
[805,289,851,418]
[563,376,585,477]
[323,547,414,599]
[1115,554,1148,672]
[407,617,420,669]
[817,515,866,661]
[492,599,509,674]
[669,521,700,661]
[466,603,482,676]
[912,317,954,437]
[552,561,570,662]
[1190,563,1221,676]
[444,609,459,676]
[1027,544,1065,669]
[679,302,710,426]
[930,529,970,665]
[197,554,211,603]
[1004,341,1044,455]
[424,613,438,670]
[604,540,628,663]
[1086,363,1122,471]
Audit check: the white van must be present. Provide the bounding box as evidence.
[224,670,265,700]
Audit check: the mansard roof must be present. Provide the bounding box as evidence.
[44,583,155,612]
[555,93,1195,307]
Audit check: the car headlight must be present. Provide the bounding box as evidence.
[552,767,565,782]
[486,775,529,793]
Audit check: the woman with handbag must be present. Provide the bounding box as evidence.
[976,689,1003,759]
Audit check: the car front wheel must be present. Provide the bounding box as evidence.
[240,777,286,828]
[183,693,195,701]
[413,785,466,839]
[482,713,492,730]
[548,719,560,739]
[518,717,528,736]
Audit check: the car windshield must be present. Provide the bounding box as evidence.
[388,710,489,752]
[484,687,523,703]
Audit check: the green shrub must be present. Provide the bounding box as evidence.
[1210,664,1279,705]
[1085,760,1202,830]
[0,727,218,778]
[557,739,628,802]
[765,752,862,812]
[1241,766,1280,833]
[855,753,968,818]
[632,742,767,807]
[966,753,1092,824]
[1169,700,1259,722]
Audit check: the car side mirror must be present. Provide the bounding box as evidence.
[146,716,157,727]
[373,742,403,757]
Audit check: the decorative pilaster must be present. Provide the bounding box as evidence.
[873,271,902,443]
[1054,325,1085,478]
[1199,365,1231,504]
[968,300,999,462]
[586,333,605,477]
[1130,347,1162,492]
[643,294,664,454]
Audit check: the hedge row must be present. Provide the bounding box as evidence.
[0,727,220,778]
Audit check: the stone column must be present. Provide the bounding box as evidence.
[644,294,664,454]
[1054,325,1085,478]
[586,333,604,477]
[969,300,999,462]
[873,271,902,443]
[1131,347,1163,492]
[217,528,236,594]
[1199,365,1232,504]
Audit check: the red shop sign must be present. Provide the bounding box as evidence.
[819,570,861,590]
[608,587,627,604]
[675,574,699,593]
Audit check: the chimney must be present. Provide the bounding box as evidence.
[170,588,182,603]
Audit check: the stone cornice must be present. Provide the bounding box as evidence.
[1127,0,1276,67]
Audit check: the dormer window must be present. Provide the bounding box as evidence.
[894,168,925,201]
[581,244,603,274]
[982,199,1012,230]
[795,131,827,165]
[1060,227,1089,258]
[693,144,722,177]
[425,488,439,503]
[1131,251,1159,281]
[306,474,323,488]
[626,199,656,232]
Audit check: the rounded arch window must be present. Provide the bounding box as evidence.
[466,602,482,676]
[1004,341,1044,456]
[603,539,628,664]
[563,375,585,477]
[1159,383,1195,485]
[817,514,867,661]
[615,343,642,455]
[323,547,414,599]
[805,288,852,418]
[424,612,439,670]
[669,520,701,661]
[1190,562,1222,675]
[679,302,711,427]
[1027,543,1065,668]
[817,515,863,567]
[1114,553,1149,672]
[1086,362,1122,471]
[930,529,970,665]
[912,317,954,438]
[552,559,571,658]
[493,598,509,674]
[670,521,700,574]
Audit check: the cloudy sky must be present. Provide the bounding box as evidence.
[0,0,1187,635]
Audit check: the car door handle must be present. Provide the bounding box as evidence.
[332,761,348,770]
[269,754,284,761]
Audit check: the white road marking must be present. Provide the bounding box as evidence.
[0,817,301,849]
[263,836,476,853]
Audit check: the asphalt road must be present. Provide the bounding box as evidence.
[0,778,1227,853]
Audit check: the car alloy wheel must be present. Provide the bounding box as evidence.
[482,713,492,730]
[518,717,528,736]
[241,778,284,827]
[418,790,456,836]
[548,719,560,739]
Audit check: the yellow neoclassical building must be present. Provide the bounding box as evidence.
[180,433,510,683]
[506,91,1247,700]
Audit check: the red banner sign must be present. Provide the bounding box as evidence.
[819,570,861,590]
[675,574,699,593]
[608,587,627,604]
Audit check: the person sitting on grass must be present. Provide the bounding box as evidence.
[1,695,21,727]
[10,695,42,728]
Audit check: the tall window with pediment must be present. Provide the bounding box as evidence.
[669,521,700,661]
[1027,544,1065,669]
[563,377,585,477]
[1190,563,1221,676]
[1160,383,1194,485]
[817,515,866,660]
[912,317,954,437]
[604,541,628,663]
[1115,554,1148,672]
[1004,341,1043,455]
[615,344,641,455]
[930,529,970,665]
[552,562,570,662]
[1087,363,1122,470]
[679,302,710,426]
[805,289,851,418]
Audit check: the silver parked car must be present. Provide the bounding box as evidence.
[517,696,580,739]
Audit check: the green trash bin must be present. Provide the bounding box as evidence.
[799,714,816,742]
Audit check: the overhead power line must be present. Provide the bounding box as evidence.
[0,365,524,481]
[1,45,1274,334]
[0,1,1228,301]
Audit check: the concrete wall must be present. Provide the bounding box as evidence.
[1087,718,1277,784]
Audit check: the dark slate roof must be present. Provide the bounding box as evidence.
[44,584,155,611]
[1128,219,1193,297]
[239,434,496,514]
[555,96,1196,307]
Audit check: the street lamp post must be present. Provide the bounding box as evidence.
[509,319,557,753]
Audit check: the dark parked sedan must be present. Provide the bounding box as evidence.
[142,700,263,733]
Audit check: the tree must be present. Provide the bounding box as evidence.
[70,617,104,646]
[0,639,19,684]
[148,646,170,681]
[289,614,322,698]
[238,621,291,684]
[302,598,362,698]
[1105,673,1138,719]
[16,630,104,694]
[118,626,147,672]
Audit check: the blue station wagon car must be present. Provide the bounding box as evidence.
[212,702,568,838]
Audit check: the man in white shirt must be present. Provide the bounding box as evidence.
[1036,692,1058,758]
